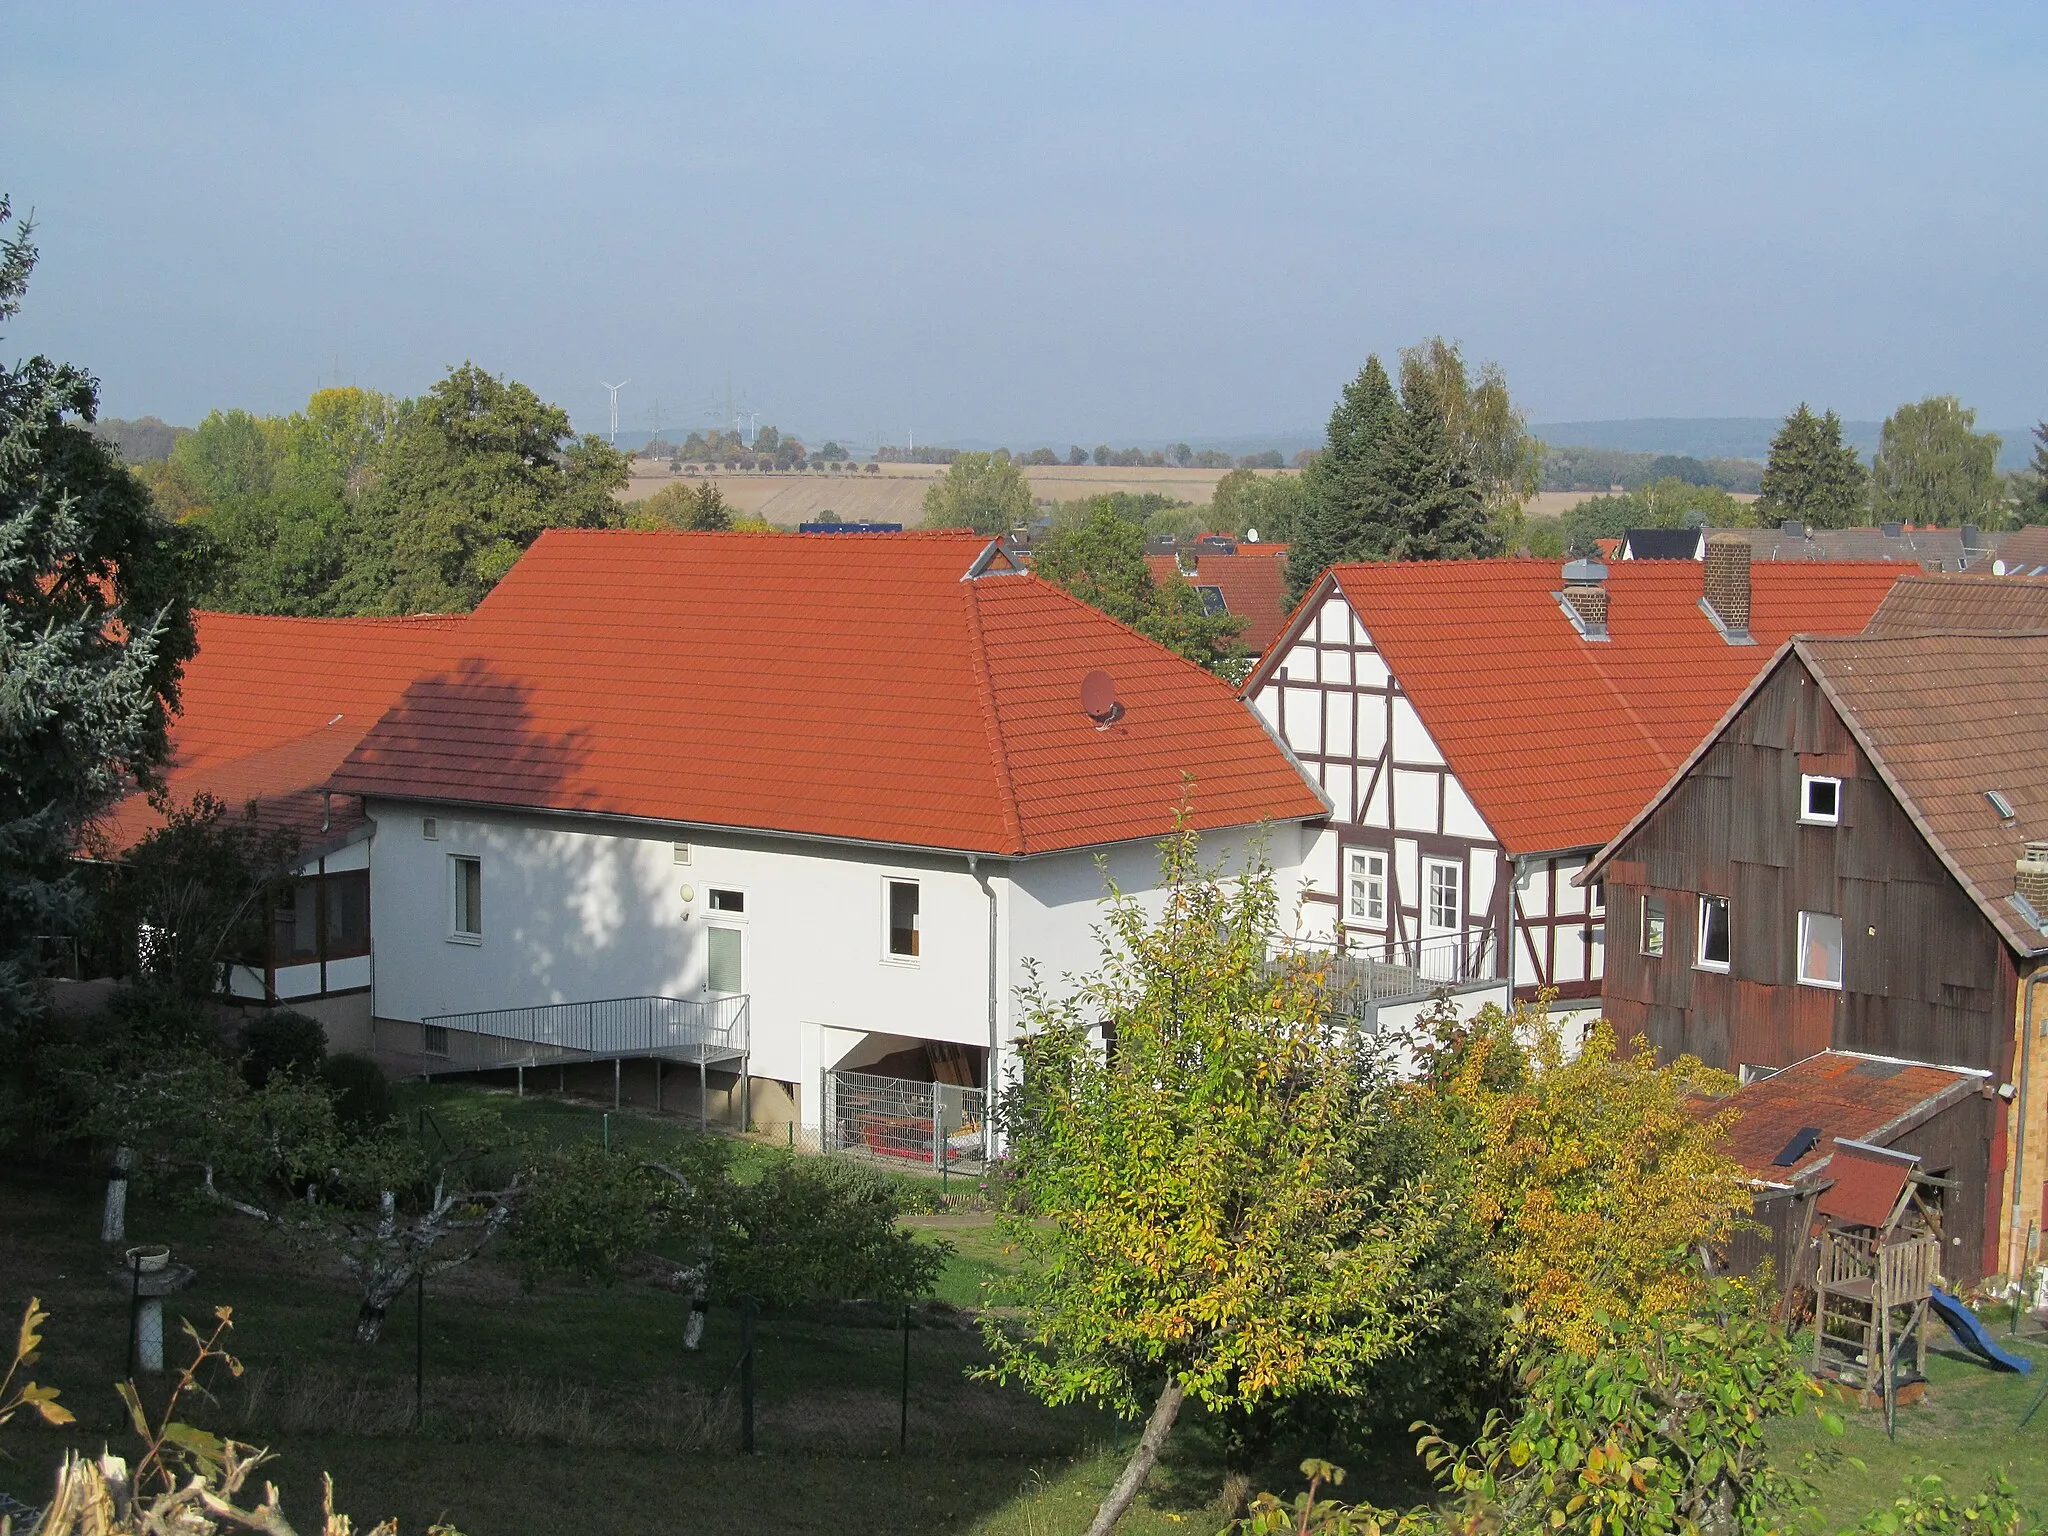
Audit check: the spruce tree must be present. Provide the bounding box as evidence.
[2017,422,2048,528]
[1758,404,1867,528]
[0,197,200,1023]
[1379,360,1500,561]
[1287,355,1399,598]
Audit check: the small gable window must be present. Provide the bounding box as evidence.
[1800,774,1841,826]
[1696,895,1730,971]
[1798,910,1844,989]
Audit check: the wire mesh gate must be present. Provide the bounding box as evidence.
[825,1071,987,1170]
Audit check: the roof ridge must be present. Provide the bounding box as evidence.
[961,581,1027,855]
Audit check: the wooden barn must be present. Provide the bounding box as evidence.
[1583,591,2048,1286]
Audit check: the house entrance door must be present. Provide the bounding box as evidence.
[1420,857,1463,984]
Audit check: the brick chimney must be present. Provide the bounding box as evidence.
[1702,533,1752,641]
[2018,842,2048,919]
[1559,559,1609,639]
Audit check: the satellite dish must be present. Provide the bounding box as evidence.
[1080,669,1124,727]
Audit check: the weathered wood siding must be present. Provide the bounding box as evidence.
[1600,653,2018,1280]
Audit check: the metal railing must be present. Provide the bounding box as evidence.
[1274,929,1500,1017]
[418,993,750,1072]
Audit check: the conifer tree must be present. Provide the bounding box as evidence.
[1287,355,1399,598]
[1379,359,1501,560]
[1758,403,1868,528]
[0,198,199,1022]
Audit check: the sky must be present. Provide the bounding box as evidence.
[4,3,2045,448]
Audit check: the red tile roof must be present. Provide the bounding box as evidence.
[329,531,1326,856]
[94,611,466,855]
[1256,559,1902,856]
[1712,1050,1984,1186]
[1145,546,1294,653]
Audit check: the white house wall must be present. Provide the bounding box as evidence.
[364,800,1312,1128]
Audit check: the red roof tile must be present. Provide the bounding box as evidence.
[329,531,1325,856]
[1144,547,1294,652]
[1270,559,1901,856]
[94,611,466,854]
[1713,1050,1984,1185]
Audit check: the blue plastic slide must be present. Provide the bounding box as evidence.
[1929,1288,2033,1374]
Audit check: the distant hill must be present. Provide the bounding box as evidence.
[90,415,189,463]
[1534,417,2033,471]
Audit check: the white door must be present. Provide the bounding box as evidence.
[1420,858,1463,983]
[706,924,745,996]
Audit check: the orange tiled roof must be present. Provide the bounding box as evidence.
[94,611,467,855]
[1145,546,1294,653]
[1270,559,1902,856]
[329,531,1326,856]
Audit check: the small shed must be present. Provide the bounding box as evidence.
[1709,1050,1991,1286]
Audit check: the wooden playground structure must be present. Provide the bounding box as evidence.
[1806,1139,1945,1429]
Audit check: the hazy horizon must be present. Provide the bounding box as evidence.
[6,4,2044,446]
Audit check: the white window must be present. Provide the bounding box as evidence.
[1425,860,1462,933]
[706,924,744,995]
[1345,849,1387,926]
[1798,910,1844,989]
[449,855,482,941]
[1801,775,1842,826]
[887,879,920,959]
[709,887,745,914]
[1641,895,1667,957]
[1589,879,1605,913]
[1696,895,1730,971]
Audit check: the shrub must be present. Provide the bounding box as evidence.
[238,1008,326,1087]
[320,1052,393,1129]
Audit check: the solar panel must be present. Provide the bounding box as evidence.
[1773,1126,1823,1167]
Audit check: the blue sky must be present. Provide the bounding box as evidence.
[5,3,2043,446]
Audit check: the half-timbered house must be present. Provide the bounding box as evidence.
[1241,538,1901,1032]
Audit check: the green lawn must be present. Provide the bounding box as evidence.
[5,1086,2045,1534]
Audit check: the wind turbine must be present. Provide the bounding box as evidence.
[599,379,631,444]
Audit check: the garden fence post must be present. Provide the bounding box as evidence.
[740,1295,756,1454]
[899,1304,910,1455]
[125,1250,142,1380]
[413,1269,425,1430]
[931,1087,942,1170]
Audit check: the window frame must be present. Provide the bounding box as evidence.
[704,920,746,996]
[885,877,921,963]
[707,886,747,916]
[1800,774,1843,827]
[449,854,483,944]
[1797,909,1845,990]
[1695,894,1731,972]
[1640,894,1667,957]
[1344,848,1388,928]
[1423,857,1463,935]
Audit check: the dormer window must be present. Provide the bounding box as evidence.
[1800,775,1841,826]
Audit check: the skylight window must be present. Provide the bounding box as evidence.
[1987,790,2017,821]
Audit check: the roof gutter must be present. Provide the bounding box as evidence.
[348,790,1314,866]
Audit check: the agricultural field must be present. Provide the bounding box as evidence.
[619,459,1281,527]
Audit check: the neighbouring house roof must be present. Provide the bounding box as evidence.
[93,611,467,857]
[1712,1049,1985,1187]
[1990,525,2048,577]
[1585,631,2048,956]
[1252,559,1902,857]
[329,530,1327,857]
[1726,523,1995,569]
[1144,545,1293,653]
[1863,573,2048,636]
[1621,528,1703,560]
